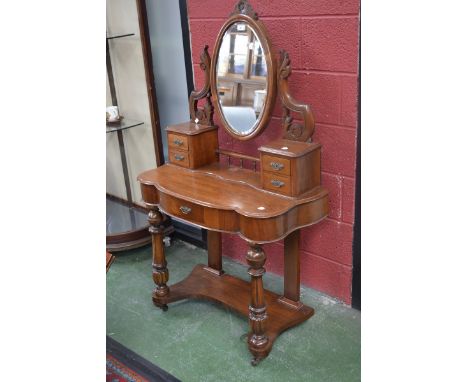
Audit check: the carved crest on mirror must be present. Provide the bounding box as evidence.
[230,0,258,20]
[188,0,315,143]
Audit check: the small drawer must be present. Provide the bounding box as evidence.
[160,194,205,224]
[169,149,190,168]
[168,133,189,151]
[262,172,291,196]
[261,154,291,176]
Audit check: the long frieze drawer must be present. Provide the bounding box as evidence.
[168,133,189,151]
[159,194,205,224]
[262,172,291,196]
[169,148,190,168]
[261,154,291,176]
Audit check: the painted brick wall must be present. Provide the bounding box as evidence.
[187,0,359,304]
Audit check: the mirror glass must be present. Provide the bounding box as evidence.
[216,22,268,136]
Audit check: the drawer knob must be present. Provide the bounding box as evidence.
[173,138,184,146]
[179,206,192,214]
[270,162,284,171]
[174,154,185,161]
[271,180,285,188]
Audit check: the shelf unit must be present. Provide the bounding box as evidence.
[106,31,150,251]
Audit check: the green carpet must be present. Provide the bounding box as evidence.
[107,239,360,382]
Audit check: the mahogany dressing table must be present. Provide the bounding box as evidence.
[138,0,329,366]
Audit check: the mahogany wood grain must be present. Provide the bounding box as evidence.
[206,230,223,275]
[262,172,291,196]
[166,122,218,169]
[138,164,328,243]
[188,129,218,168]
[281,230,302,306]
[168,149,190,168]
[293,147,321,195]
[159,193,205,225]
[260,139,322,197]
[259,138,321,157]
[261,154,291,176]
[167,133,189,151]
[278,50,315,142]
[189,46,214,126]
[148,207,169,311]
[166,121,218,135]
[216,148,260,164]
[246,244,269,364]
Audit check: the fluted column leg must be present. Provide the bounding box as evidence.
[246,243,269,366]
[148,207,169,311]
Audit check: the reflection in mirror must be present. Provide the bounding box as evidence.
[216,22,267,135]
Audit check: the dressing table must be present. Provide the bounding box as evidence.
[138,0,329,366]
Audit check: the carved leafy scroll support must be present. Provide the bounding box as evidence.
[278,50,315,142]
[189,45,214,126]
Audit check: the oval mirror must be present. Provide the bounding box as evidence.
[212,18,276,140]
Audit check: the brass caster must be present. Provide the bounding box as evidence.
[160,304,168,312]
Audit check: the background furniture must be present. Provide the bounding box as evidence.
[106,251,115,273]
[106,30,152,252]
[138,0,329,365]
[106,0,166,252]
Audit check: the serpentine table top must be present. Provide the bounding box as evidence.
[138,163,329,243]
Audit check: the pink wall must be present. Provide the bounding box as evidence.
[187,0,359,304]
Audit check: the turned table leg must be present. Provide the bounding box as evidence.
[246,244,269,366]
[148,207,169,311]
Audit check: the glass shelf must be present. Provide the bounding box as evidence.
[106,33,135,40]
[106,119,144,134]
[106,198,148,235]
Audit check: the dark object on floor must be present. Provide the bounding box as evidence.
[107,337,180,382]
[106,251,115,273]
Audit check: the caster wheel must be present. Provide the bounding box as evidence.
[251,358,260,366]
[152,300,168,311]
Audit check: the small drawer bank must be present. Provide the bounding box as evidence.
[259,139,321,197]
[166,121,218,169]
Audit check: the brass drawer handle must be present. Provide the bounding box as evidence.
[270,162,284,171]
[271,180,285,188]
[173,138,184,146]
[179,206,191,214]
[174,154,185,161]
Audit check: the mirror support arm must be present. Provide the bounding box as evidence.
[189,45,214,126]
[278,50,315,142]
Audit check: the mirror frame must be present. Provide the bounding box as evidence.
[210,7,277,140]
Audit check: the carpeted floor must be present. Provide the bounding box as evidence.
[107,239,360,382]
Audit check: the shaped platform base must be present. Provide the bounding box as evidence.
[152,264,314,362]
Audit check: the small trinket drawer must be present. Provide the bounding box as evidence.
[166,121,218,169]
[259,139,321,197]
